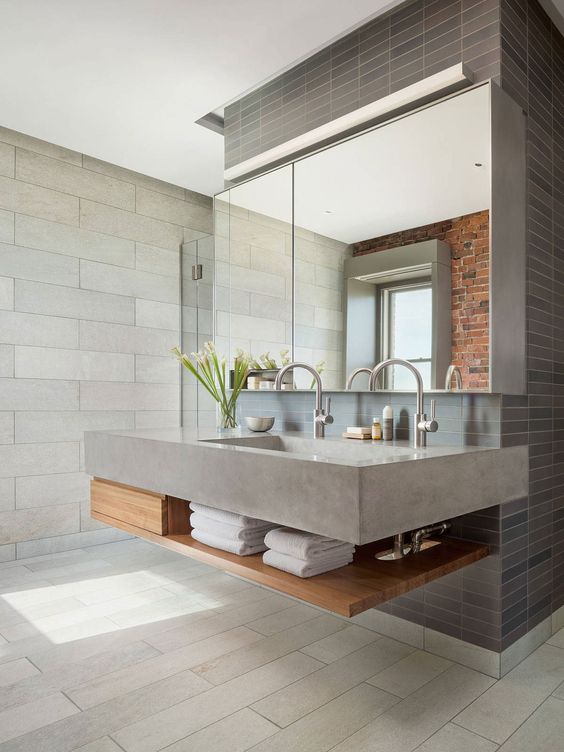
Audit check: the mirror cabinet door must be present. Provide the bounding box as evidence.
[217,85,492,392]
[293,84,491,392]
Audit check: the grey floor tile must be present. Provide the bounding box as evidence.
[0,667,211,752]
[144,594,293,653]
[497,696,564,751]
[367,649,452,698]
[251,683,398,752]
[415,722,498,751]
[546,626,564,649]
[251,637,414,728]
[0,657,40,687]
[112,651,323,752]
[191,614,346,685]
[67,626,263,709]
[247,603,320,635]
[0,691,79,744]
[161,708,278,752]
[454,644,564,743]
[73,738,124,752]
[2,542,564,752]
[300,624,379,663]
[329,664,494,752]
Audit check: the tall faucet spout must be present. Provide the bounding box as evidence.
[369,358,424,414]
[369,358,437,448]
[275,362,322,411]
[275,362,332,438]
[345,367,373,390]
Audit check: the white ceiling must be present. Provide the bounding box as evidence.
[0,0,405,198]
[227,85,491,243]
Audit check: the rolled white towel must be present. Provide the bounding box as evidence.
[264,527,355,560]
[189,502,273,529]
[190,512,275,543]
[263,549,353,578]
[192,528,267,556]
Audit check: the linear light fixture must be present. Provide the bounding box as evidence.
[224,63,474,182]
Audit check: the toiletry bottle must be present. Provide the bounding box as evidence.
[383,405,393,441]
[371,417,382,440]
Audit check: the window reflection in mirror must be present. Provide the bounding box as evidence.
[384,284,432,390]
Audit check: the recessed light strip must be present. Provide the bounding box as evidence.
[224,63,474,182]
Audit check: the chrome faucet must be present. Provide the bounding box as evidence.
[345,367,373,390]
[444,364,462,391]
[368,358,438,448]
[275,362,333,438]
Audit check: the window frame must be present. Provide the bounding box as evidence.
[378,277,433,390]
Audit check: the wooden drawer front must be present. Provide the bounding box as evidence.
[91,478,167,535]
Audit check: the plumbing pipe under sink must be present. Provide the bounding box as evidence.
[375,521,451,561]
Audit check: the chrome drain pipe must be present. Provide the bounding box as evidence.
[411,521,451,553]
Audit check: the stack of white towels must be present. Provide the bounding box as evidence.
[263,527,355,578]
[189,502,277,556]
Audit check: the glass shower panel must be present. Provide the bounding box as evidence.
[181,234,215,429]
[216,165,294,376]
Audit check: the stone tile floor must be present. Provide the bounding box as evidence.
[0,539,562,751]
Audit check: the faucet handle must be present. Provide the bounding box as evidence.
[323,397,334,425]
[419,399,438,434]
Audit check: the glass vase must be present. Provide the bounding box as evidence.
[216,400,239,432]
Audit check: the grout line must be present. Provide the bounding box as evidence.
[108,735,129,752]
[60,688,84,713]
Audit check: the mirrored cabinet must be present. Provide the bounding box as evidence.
[215,81,526,394]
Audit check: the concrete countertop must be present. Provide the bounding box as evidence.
[84,428,528,545]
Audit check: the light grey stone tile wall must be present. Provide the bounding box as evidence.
[216,197,350,388]
[0,125,212,559]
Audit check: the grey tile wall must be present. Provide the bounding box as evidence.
[227,0,564,653]
[224,0,502,170]
[0,126,212,560]
[498,0,564,646]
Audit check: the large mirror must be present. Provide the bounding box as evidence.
[216,84,494,391]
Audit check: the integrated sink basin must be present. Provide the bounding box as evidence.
[84,427,528,546]
[198,434,416,463]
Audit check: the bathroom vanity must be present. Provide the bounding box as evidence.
[86,78,528,636]
[86,428,527,616]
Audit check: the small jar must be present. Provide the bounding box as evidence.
[371,417,382,440]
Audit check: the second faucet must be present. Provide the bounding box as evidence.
[275,362,333,438]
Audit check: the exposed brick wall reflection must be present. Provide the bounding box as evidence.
[352,210,490,390]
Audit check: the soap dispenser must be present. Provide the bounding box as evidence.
[382,405,393,441]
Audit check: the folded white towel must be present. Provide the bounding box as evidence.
[189,502,273,529]
[189,512,276,542]
[263,549,353,578]
[191,528,267,556]
[264,527,355,560]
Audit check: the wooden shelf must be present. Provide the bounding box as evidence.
[92,497,488,617]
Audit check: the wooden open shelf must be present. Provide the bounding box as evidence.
[91,478,489,617]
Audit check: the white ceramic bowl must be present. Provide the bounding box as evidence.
[245,416,275,432]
